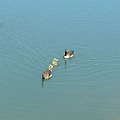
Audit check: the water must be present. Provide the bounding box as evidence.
[0,0,120,120]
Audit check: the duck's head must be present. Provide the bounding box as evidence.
[42,74,45,80]
[64,49,67,56]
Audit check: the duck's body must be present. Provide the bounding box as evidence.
[63,49,74,59]
[42,70,52,80]
[42,65,53,80]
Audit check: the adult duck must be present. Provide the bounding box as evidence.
[63,49,74,59]
[42,66,52,80]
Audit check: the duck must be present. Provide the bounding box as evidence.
[63,49,74,59]
[52,58,58,66]
[49,64,54,69]
[42,70,52,80]
[41,65,53,80]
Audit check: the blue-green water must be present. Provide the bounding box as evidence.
[0,0,120,120]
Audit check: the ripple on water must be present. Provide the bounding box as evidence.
[63,51,120,82]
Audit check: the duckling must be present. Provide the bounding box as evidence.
[52,58,58,66]
[49,64,54,69]
[63,49,74,59]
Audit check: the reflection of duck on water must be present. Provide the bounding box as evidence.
[63,49,74,59]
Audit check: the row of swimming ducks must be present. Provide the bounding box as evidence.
[42,49,74,80]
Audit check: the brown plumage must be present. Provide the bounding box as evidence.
[42,69,52,80]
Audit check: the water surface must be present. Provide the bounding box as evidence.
[0,0,120,120]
